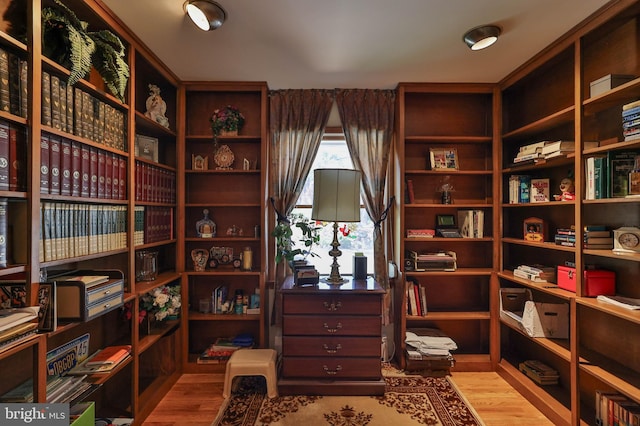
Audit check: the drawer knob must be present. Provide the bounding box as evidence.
[323,322,342,333]
[103,290,111,295]
[323,300,342,311]
[323,364,342,375]
[323,343,342,353]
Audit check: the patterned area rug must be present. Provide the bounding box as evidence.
[212,369,485,426]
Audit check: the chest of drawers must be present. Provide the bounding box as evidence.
[279,277,385,395]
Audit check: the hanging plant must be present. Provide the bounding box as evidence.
[272,214,321,265]
[42,0,129,102]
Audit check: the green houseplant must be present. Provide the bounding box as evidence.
[42,0,129,102]
[210,105,245,137]
[272,213,321,265]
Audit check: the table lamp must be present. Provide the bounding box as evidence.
[311,169,362,284]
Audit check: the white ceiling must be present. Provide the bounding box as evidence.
[101,0,612,89]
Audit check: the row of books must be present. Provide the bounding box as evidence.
[595,390,640,426]
[508,175,551,203]
[39,202,128,262]
[0,120,27,192]
[40,133,127,200]
[585,149,640,199]
[42,71,127,150]
[134,206,174,246]
[211,286,260,315]
[406,279,427,317]
[519,359,559,386]
[622,99,640,142]
[512,140,599,164]
[134,160,177,204]
[0,374,98,404]
[554,226,614,249]
[513,264,556,283]
[0,48,27,118]
[457,209,484,238]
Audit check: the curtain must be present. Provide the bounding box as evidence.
[269,89,335,324]
[336,89,396,323]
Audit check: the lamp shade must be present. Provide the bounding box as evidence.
[185,0,226,31]
[311,169,361,223]
[463,25,501,50]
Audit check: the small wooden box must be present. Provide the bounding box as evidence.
[589,74,635,97]
[55,270,124,322]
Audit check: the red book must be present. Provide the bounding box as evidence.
[71,141,81,197]
[135,161,141,201]
[89,147,98,198]
[40,134,49,194]
[86,345,131,366]
[80,144,90,198]
[8,124,25,191]
[118,156,126,200]
[140,162,148,202]
[413,282,422,316]
[111,153,119,200]
[60,139,72,196]
[49,135,61,195]
[97,150,105,199]
[0,120,9,190]
[104,152,113,200]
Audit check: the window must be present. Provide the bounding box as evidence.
[291,138,374,275]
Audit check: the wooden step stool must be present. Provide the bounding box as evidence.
[222,349,278,399]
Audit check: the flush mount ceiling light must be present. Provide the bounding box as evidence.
[184,0,227,31]
[463,25,501,50]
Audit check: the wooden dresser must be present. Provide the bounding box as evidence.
[278,276,386,395]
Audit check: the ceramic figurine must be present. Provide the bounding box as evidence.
[144,84,170,129]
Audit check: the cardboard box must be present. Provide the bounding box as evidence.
[557,265,615,296]
[589,74,635,97]
[500,288,569,339]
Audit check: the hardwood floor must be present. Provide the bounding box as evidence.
[141,371,553,425]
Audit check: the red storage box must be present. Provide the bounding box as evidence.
[557,266,615,296]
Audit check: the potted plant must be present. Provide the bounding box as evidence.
[42,0,130,102]
[272,213,321,266]
[210,105,245,137]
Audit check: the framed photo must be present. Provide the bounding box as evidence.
[192,154,208,170]
[135,134,159,162]
[429,148,459,170]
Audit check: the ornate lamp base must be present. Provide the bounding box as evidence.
[323,222,346,285]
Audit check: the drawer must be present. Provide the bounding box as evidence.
[282,356,382,379]
[86,293,124,321]
[58,280,124,321]
[283,294,381,315]
[283,315,380,336]
[282,336,380,357]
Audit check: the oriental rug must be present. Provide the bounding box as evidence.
[212,368,485,426]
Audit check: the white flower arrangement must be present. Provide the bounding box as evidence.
[140,284,181,321]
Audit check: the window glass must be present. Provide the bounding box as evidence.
[291,139,374,275]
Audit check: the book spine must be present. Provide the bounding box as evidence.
[60,139,72,196]
[74,88,83,137]
[50,75,61,130]
[41,71,51,127]
[97,149,105,199]
[59,80,67,133]
[66,83,74,134]
[0,198,7,267]
[19,59,27,119]
[71,142,81,197]
[40,134,50,194]
[48,136,61,195]
[0,48,9,113]
[8,53,20,116]
[80,144,90,198]
[0,121,9,191]
[89,147,98,198]
[119,156,126,200]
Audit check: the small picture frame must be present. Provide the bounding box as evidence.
[135,134,159,162]
[523,217,546,242]
[192,154,208,170]
[429,148,459,170]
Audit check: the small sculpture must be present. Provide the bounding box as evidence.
[144,84,170,129]
[554,177,575,201]
[191,249,209,272]
[196,209,216,238]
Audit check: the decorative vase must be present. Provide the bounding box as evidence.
[219,129,238,137]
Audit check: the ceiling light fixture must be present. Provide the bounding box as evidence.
[463,25,501,51]
[184,0,226,31]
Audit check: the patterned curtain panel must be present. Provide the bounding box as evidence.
[336,89,395,323]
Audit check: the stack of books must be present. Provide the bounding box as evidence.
[519,360,559,386]
[513,264,556,283]
[623,99,640,142]
[68,345,131,375]
[540,140,599,160]
[584,226,613,249]
[197,337,241,364]
[512,141,545,164]
[508,175,530,203]
[405,279,427,317]
[554,227,576,247]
